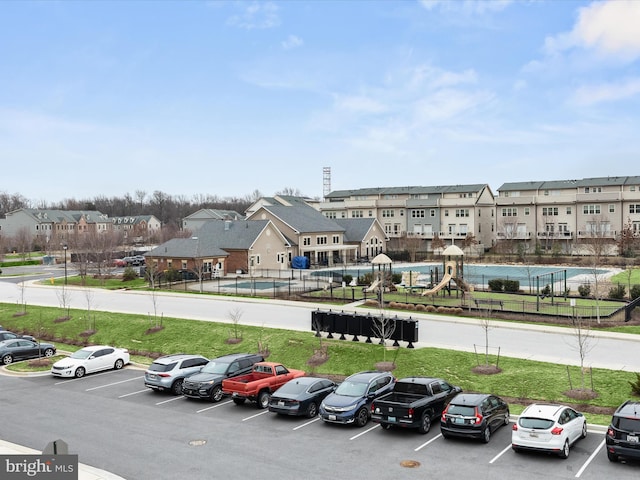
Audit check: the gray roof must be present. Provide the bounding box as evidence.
[16,209,109,223]
[333,218,377,243]
[195,219,279,249]
[498,176,635,192]
[325,184,487,199]
[260,205,345,234]
[146,237,229,259]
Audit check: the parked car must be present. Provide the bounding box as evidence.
[319,371,395,427]
[441,393,510,443]
[512,403,587,459]
[268,376,336,418]
[51,345,130,378]
[112,258,127,267]
[182,353,264,402]
[144,354,209,395]
[605,400,640,462]
[0,331,35,342]
[371,377,461,434]
[0,339,56,365]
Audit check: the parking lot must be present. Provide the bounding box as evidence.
[1,367,638,480]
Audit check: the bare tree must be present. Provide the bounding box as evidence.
[568,314,596,392]
[16,281,28,314]
[431,233,445,255]
[83,287,97,333]
[56,283,72,321]
[398,232,423,262]
[13,227,33,260]
[228,307,243,342]
[371,314,397,362]
[582,215,611,323]
[617,217,637,257]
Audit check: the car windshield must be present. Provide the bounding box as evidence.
[334,381,368,397]
[277,381,310,395]
[447,405,476,416]
[70,349,93,359]
[613,417,640,432]
[201,362,230,374]
[148,362,177,372]
[519,417,555,430]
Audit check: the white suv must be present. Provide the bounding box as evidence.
[512,403,587,459]
[144,354,209,394]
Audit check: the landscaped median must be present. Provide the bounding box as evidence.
[1,302,637,426]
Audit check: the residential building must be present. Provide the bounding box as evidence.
[111,215,161,244]
[181,209,244,233]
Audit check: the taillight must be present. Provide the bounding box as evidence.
[551,427,563,435]
[512,424,518,431]
[408,408,414,418]
[158,373,171,377]
[474,407,484,425]
[606,427,614,437]
[371,403,375,413]
[441,405,450,423]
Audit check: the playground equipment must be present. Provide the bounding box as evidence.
[400,271,427,292]
[422,244,468,296]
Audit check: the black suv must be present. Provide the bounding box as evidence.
[440,393,510,443]
[606,400,640,462]
[182,353,264,402]
[0,331,35,342]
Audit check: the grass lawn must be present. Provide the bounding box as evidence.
[1,302,637,426]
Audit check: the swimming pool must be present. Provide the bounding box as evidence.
[318,263,612,288]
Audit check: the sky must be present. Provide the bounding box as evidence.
[2,0,640,205]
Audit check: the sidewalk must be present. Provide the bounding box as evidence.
[0,439,126,480]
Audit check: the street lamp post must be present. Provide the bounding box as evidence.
[63,244,68,285]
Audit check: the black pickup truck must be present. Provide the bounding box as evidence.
[371,377,461,434]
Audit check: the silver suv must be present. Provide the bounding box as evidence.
[144,354,209,394]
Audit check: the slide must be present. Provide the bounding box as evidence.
[364,279,380,293]
[421,272,453,296]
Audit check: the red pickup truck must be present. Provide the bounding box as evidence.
[221,361,305,409]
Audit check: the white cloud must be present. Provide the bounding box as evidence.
[333,95,387,114]
[227,2,280,30]
[409,64,478,89]
[545,0,640,61]
[282,34,303,50]
[571,77,640,106]
[420,0,512,14]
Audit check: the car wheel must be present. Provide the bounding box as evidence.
[380,423,392,430]
[306,402,318,418]
[211,385,224,403]
[114,359,124,370]
[75,367,86,378]
[2,354,13,365]
[171,379,184,395]
[417,414,432,434]
[580,422,587,439]
[44,348,55,357]
[355,407,369,427]
[232,398,246,405]
[257,390,271,409]
[559,440,570,459]
[607,451,619,462]
[504,410,510,426]
[482,427,491,444]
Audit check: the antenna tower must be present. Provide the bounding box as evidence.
[323,167,331,200]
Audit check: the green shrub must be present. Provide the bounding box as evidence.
[631,285,640,300]
[578,284,591,297]
[608,284,626,300]
[541,284,551,295]
[488,279,504,292]
[503,279,520,293]
[342,274,353,285]
[629,372,640,396]
[122,267,138,282]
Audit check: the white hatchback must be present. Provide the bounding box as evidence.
[512,403,587,459]
[51,345,130,378]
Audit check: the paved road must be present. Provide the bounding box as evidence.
[1,271,639,372]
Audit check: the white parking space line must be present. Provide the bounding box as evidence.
[350,424,379,440]
[196,400,233,413]
[85,376,144,391]
[53,370,119,385]
[489,444,512,464]
[414,433,442,451]
[242,410,270,422]
[119,389,149,398]
[155,396,185,406]
[575,439,606,478]
[293,417,321,430]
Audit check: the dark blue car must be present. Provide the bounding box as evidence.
[319,371,395,427]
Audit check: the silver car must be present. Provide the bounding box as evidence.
[144,354,209,394]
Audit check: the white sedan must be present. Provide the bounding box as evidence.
[512,403,587,459]
[51,345,130,378]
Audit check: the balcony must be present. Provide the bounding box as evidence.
[577,230,617,239]
[536,231,574,239]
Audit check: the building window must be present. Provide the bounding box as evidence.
[182,260,187,269]
[411,210,425,218]
[430,209,435,217]
[630,204,640,214]
[609,204,615,213]
[303,237,311,246]
[542,207,558,216]
[324,211,336,219]
[501,208,517,217]
[316,236,327,245]
[524,207,530,216]
[332,235,340,244]
[566,207,572,215]
[583,204,601,215]
[455,209,469,218]
[368,210,373,217]
[444,210,449,217]
[352,210,363,218]
[382,209,395,218]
